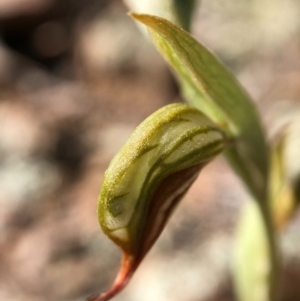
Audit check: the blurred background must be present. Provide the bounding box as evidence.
[0,0,300,300]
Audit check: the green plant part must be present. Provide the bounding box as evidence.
[87,103,228,301]
[129,13,269,203]
[124,0,196,31]
[234,199,276,301]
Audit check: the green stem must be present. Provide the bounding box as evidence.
[259,201,280,301]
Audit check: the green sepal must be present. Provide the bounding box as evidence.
[130,13,269,202]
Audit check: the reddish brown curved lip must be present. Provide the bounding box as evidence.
[86,254,136,301]
[87,164,203,301]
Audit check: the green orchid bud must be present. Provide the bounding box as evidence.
[87,103,228,301]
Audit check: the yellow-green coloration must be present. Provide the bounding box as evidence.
[130,13,269,203]
[98,103,227,255]
[234,200,275,301]
[269,135,296,228]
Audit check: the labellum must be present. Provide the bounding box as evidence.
[87,103,227,301]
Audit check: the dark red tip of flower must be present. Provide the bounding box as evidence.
[86,254,136,301]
